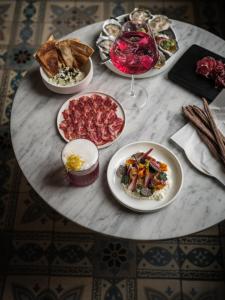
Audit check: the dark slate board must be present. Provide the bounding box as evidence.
[168,44,225,103]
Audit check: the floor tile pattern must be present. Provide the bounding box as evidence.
[0,0,225,299]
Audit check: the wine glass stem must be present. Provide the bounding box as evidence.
[130,75,135,97]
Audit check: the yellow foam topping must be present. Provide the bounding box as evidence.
[66,154,85,171]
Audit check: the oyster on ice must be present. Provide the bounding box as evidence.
[96,35,114,55]
[154,34,170,45]
[122,21,150,34]
[129,8,153,23]
[149,15,171,32]
[154,51,166,69]
[158,36,178,56]
[103,18,122,39]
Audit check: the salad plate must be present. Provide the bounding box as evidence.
[96,11,179,78]
[57,92,125,149]
[107,141,183,212]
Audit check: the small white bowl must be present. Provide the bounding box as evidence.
[40,58,93,94]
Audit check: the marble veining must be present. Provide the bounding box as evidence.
[11,20,225,240]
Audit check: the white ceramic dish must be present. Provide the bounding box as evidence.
[40,58,93,94]
[98,14,179,78]
[57,92,126,149]
[107,141,183,212]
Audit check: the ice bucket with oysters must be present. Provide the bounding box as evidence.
[97,8,179,78]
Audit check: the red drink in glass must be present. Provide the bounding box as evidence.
[110,31,159,75]
[62,139,99,187]
[67,161,99,187]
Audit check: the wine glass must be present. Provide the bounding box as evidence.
[110,21,159,110]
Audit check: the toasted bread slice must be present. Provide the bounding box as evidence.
[35,40,59,76]
[33,34,55,58]
[56,40,79,68]
[57,48,67,68]
[70,49,89,67]
[35,55,53,77]
[48,34,55,41]
[70,38,80,42]
[69,40,94,59]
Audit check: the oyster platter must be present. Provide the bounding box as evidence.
[96,8,179,78]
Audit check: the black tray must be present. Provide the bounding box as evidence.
[168,44,225,103]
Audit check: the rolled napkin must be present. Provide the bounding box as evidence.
[171,89,225,185]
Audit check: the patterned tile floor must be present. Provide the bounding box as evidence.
[0,1,225,299]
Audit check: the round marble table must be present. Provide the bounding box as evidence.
[11,20,225,240]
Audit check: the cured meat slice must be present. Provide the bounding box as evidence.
[196,56,225,88]
[104,110,117,124]
[59,93,124,146]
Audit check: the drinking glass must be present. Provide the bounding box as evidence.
[110,21,159,110]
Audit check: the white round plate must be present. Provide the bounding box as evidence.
[98,14,179,78]
[57,92,126,149]
[107,141,183,212]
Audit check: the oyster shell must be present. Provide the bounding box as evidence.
[129,8,153,23]
[149,15,171,32]
[154,34,170,45]
[102,19,121,39]
[154,51,166,69]
[158,36,178,56]
[122,21,150,34]
[96,35,114,55]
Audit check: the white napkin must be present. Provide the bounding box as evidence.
[171,89,225,185]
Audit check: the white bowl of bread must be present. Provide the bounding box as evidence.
[35,35,94,94]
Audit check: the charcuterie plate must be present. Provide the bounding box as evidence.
[168,44,225,102]
[57,92,125,149]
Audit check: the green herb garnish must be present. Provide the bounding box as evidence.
[158,172,167,181]
[121,175,130,185]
